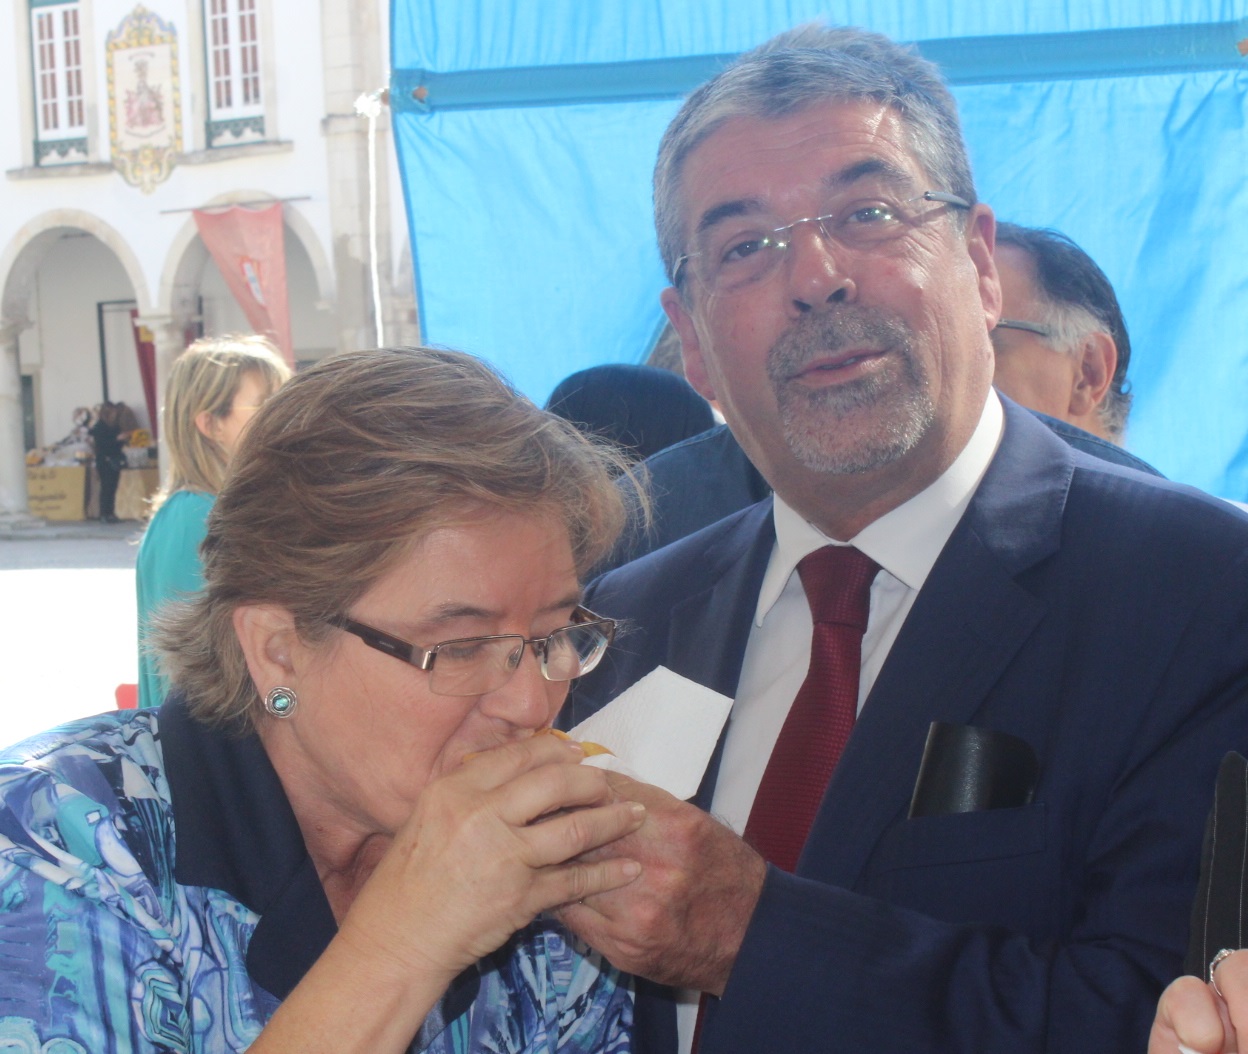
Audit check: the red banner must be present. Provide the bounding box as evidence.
[130,310,158,438]
[192,204,293,365]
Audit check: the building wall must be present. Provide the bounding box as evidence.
[0,0,410,516]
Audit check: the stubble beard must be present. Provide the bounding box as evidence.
[766,307,935,475]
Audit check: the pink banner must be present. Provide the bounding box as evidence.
[192,204,293,365]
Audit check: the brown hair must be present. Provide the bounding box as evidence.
[152,346,640,732]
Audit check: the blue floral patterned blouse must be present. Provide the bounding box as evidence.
[0,701,632,1052]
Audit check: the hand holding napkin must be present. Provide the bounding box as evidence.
[567,666,733,801]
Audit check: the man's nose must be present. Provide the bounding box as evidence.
[782,220,857,312]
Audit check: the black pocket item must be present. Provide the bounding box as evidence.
[908,721,1040,818]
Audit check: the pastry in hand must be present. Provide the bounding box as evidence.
[539,727,614,757]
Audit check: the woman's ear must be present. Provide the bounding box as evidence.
[233,604,299,693]
[194,409,221,442]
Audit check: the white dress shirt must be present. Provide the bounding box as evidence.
[675,391,1003,1054]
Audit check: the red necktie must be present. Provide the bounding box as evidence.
[743,545,879,872]
[693,547,879,1054]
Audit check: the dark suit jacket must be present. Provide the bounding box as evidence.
[601,424,771,574]
[567,401,1248,1053]
[598,408,1161,574]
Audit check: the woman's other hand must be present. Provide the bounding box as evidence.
[1150,951,1248,1053]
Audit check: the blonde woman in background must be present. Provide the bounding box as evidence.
[137,335,291,708]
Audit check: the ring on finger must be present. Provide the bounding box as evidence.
[1209,947,1240,997]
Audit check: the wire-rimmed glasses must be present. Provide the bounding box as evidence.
[326,605,616,697]
[994,319,1053,338]
[672,189,971,296]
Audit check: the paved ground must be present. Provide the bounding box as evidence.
[0,519,142,747]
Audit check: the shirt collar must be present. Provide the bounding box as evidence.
[160,694,339,999]
[161,694,482,1028]
[757,390,1003,623]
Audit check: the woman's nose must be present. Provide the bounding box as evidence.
[479,646,563,729]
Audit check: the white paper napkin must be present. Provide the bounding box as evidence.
[567,666,733,800]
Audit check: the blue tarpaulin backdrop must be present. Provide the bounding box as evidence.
[390,2,1248,499]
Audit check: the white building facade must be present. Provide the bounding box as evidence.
[0,0,416,522]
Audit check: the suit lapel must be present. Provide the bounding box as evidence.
[660,502,775,810]
[663,501,775,699]
[800,404,1075,887]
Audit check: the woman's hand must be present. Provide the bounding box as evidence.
[252,734,643,1054]
[335,731,644,985]
[1150,951,1248,1053]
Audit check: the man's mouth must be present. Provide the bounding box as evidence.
[791,349,885,380]
[767,305,914,394]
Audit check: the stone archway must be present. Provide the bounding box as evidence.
[0,214,148,519]
[1,210,150,319]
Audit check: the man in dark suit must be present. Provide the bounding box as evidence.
[556,22,1248,1053]
[597,410,1159,573]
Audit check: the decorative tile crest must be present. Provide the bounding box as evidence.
[106,6,183,193]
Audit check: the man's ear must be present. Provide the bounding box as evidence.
[233,604,299,694]
[1069,331,1117,417]
[965,204,1002,329]
[661,286,717,402]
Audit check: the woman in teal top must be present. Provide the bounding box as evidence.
[137,489,215,704]
[136,335,291,707]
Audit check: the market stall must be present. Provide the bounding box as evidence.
[25,408,158,522]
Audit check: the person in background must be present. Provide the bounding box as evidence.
[558,22,1248,1053]
[992,221,1133,445]
[545,363,715,464]
[545,363,716,572]
[1151,951,1248,1053]
[89,401,128,524]
[596,423,771,573]
[0,346,644,1052]
[136,334,291,708]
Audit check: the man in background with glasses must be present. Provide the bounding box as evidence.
[993,221,1139,448]
[558,21,1248,1054]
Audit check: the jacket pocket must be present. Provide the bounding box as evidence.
[876,802,1047,872]
[866,804,1052,933]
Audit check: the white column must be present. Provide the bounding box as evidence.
[0,316,39,526]
[320,2,392,352]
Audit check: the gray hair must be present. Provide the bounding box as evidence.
[655,23,977,286]
[1021,298,1130,441]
